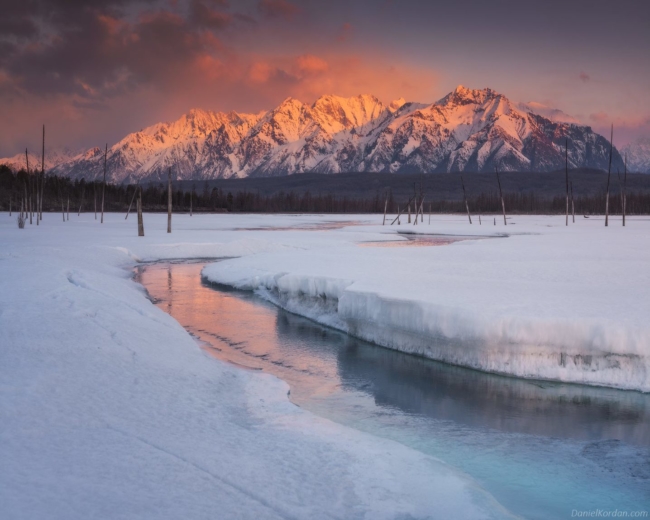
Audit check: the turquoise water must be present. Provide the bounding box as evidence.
[136,261,650,520]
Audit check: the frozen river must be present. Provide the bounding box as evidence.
[137,260,650,520]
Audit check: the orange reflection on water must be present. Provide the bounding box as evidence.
[134,262,341,397]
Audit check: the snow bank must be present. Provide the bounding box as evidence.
[203,215,650,392]
[1,212,511,519]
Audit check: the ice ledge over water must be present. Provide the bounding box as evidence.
[202,264,650,393]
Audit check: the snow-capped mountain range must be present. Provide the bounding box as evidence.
[3,86,643,182]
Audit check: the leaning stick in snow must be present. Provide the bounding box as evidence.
[460,175,472,224]
[167,167,172,233]
[101,143,107,224]
[479,213,482,225]
[623,154,627,227]
[495,167,506,225]
[125,182,140,220]
[570,182,575,223]
[137,187,144,237]
[605,124,613,227]
[78,186,85,216]
[565,139,569,226]
[418,196,425,224]
[390,195,416,225]
[397,205,400,225]
[382,194,388,225]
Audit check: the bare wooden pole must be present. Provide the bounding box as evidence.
[382,193,388,225]
[125,182,139,220]
[623,154,627,227]
[460,175,472,224]
[62,201,65,222]
[101,144,107,224]
[167,167,172,233]
[26,149,33,225]
[78,186,85,216]
[570,181,575,223]
[390,195,416,225]
[407,201,411,223]
[479,213,482,225]
[67,197,69,221]
[24,182,29,224]
[605,124,613,227]
[137,187,145,237]
[40,125,44,221]
[495,167,507,225]
[565,139,569,226]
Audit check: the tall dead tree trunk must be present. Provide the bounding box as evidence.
[26,149,33,225]
[460,175,472,224]
[101,144,107,224]
[495,167,507,225]
[605,124,613,227]
[40,125,45,221]
[623,153,627,226]
[167,167,172,233]
[565,139,569,226]
[137,187,145,237]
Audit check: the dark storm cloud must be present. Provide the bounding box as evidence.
[257,0,301,20]
[0,0,236,101]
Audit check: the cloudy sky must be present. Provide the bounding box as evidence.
[1,0,649,156]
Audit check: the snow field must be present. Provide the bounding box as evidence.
[0,212,513,519]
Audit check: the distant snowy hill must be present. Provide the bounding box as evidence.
[0,147,80,174]
[1,86,632,182]
[621,137,650,173]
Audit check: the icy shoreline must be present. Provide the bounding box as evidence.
[1,213,513,519]
[201,216,650,393]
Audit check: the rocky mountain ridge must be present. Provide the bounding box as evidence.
[1,86,634,182]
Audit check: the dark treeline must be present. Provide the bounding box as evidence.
[1,165,649,215]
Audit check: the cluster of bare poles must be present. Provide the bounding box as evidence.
[13,122,629,232]
[14,126,180,237]
[123,167,175,236]
[379,125,627,228]
[382,170,508,227]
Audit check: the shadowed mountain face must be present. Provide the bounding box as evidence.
[5,86,628,182]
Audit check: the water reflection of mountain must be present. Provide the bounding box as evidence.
[275,309,650,446]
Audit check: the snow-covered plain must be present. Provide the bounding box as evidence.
[203,214,650,393]
[1,212,517,520]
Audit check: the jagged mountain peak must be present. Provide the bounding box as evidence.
[3,86,634,182]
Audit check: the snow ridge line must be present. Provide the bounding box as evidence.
[201,268,649,393]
